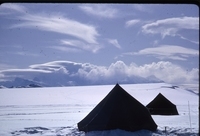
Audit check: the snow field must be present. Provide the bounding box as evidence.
[0,83,198,135]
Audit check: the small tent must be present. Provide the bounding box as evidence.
[77,83,157,132]
[146,93,179,115]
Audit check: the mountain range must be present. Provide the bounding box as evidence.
[0,74,163,88]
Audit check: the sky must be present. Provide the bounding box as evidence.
[0,3,199,85]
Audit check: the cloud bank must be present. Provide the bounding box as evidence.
[0,60,198,87]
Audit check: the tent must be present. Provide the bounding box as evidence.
[77,83,157,132]
[146,93,179,115]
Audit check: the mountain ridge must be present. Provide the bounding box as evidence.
[0,75,164,88]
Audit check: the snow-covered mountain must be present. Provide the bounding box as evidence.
[0,77,44,88]
[0,74,163,88]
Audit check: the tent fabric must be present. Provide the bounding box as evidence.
[77,84,157,132]
[146,93,179,115]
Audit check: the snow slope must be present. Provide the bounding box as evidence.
[0,83,198,135]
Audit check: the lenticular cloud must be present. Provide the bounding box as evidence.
[142,16,199,38]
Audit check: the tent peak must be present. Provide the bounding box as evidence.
[157,93,168,99]
[112,83,125,92]
[146,93,179,115]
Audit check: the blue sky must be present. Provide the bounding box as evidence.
[0,3,199,85]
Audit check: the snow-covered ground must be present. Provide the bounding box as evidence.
[0,83,198,136]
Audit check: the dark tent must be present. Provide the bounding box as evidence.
[77,84,157,132]
[146,93,179,115]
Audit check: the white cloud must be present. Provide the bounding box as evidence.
[107,39,121,49]
[61,39,102,53]
[142,16,199,40]
[73,60,199,84]
[0,3,26,13]
[177,34,199,45]
[11,13,99,44]
[125,19,140,27]
[29,60,82,71]
[1,68,51,73]
[0,64,17,71]
[0,60,198,85]
[157,55,187,61]
[124,45,199,61]
[79,4,118,18]
[48,46,80,53]
[132,61,199,84]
